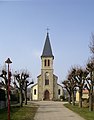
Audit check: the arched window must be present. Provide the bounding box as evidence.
[48,59,50,66]
[58,89,60,95]
[45,72,49,85]
[45,72,49,79]
[45,79,49,85]
[44,59,47,66]
[34,89,36,95]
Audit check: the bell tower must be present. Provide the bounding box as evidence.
[41,32,54,70]
[38,32,57,100]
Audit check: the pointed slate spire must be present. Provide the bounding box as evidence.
[41,32,54,59]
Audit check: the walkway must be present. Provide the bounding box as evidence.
[33,101,85,120]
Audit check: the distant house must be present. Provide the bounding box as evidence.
[82,90,89,99]
[76,89,89,102]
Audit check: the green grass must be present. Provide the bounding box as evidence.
[64,103,94,120]
[0,103,38,120]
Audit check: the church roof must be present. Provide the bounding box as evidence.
[41,32,54,58]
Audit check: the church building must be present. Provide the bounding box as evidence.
[31,32,63,100]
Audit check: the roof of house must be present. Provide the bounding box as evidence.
[37,74,41,78]
[57,83,63,88]
[31,83,38,88]
[83,89,89,94]
[41,32,54,58]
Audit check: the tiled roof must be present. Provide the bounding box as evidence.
[83,89,89,94]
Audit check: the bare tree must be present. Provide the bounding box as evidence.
[89,33,94,55]
[67,68,77,106]
[63,67,88,107]
[23,76,34,105]
[86,60,94,111]
[14,70,34,106]
[62,80,72,104]
[0,69,12,107]
[74,68,88,108]
[14,72,23,107]
[62,68,77,105]
[84,33,94,111]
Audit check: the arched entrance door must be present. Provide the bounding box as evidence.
[44,90,50,100]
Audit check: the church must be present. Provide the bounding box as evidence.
[31,32,63,100]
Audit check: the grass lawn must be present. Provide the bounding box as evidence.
[64,103,94,120]
[0,103,38,120]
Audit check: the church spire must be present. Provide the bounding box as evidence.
[41,32,54,59]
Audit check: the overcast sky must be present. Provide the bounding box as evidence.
[0,0,94,84]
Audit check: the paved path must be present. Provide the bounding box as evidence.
[33,101,85,120]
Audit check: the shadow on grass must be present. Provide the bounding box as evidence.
[0,105,21,120]
[0,103,38,120]
[64,103,94,120]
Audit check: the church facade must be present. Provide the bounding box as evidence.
[31,33,63,100]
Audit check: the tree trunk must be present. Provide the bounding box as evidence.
[79,89,82,108]
[19,89,23,107]
[69,94,71,104]
[24,87,27,105]
[72,91,75,106]
[89,91,93,111]
[5,89,8,107]
[89,72,93,111]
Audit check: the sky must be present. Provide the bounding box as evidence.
[0,0,94,84]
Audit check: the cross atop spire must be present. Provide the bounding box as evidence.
[46,28,50,33]
[41,32,54,59]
